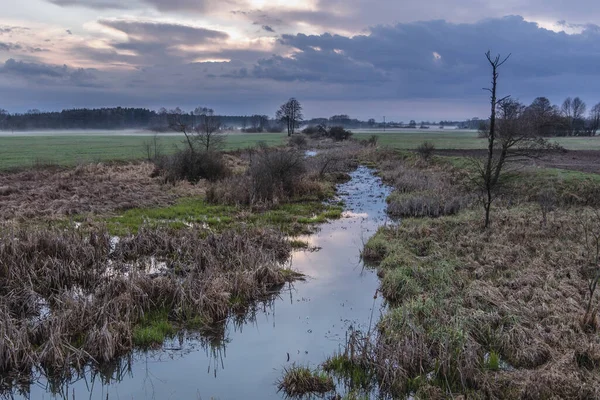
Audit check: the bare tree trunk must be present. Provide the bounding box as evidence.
[483,51,510,229]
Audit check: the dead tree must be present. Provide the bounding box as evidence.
[167,107,195,155]
[479,51,511,228]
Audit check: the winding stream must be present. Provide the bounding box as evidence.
[20,165,392,399]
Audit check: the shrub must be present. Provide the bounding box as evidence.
[328,126,353,141]
[157,149,229,183]
[416,141,435,160]
[302,125,327,137]
[289,134,307,148]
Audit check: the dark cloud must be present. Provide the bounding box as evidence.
[0,59,100,87]
[262,25,275,33]
[98,19,228,43]
[4,16,600,120]
[239,16,600,104]
[66,29,72,35]
[0,42,48,53]
[86,20,230,66]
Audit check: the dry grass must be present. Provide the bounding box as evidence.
[0,162,206,221]
[0,223,296,382]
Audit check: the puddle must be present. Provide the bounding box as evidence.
[14,166,393,399]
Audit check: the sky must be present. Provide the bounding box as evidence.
[1,0,600,121]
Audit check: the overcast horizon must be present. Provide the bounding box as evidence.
[1,1,600,121]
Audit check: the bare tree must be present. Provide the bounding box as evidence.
[562,97,587,135]
[194,107,225,152]
[472,52,560,228]
[590,103,600,136]
[572,97,587,135]
[477,51,512,229]
[276,98,303,136]
[167,107,195,155]
[525,97,560,136]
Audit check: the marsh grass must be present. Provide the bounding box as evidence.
[277,365,335,398]
[0,223,298,382]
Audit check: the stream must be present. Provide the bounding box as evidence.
[19,165,392,400]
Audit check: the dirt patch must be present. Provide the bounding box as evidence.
[0,162,206,220]
[434,149,600,174]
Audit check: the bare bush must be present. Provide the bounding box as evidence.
[156,150,229,183]
[306,148,356,178]
[416,140,435,160]
[249,148,306,203]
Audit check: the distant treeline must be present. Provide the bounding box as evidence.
[7,100,597,136]
[0,107,483,132]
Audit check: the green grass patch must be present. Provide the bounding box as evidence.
[0,132,285,170]
[103,197,344,236]
[290,239,310,249]
[353,130,600,151]
[133,308,175,348]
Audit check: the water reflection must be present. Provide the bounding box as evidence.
[7,166,392,400]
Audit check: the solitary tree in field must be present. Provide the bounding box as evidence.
[194,107,225,152]
[473,51,560,228]
[276,98,303,136]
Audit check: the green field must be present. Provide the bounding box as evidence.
[353,129,600,150]
[0,132,285,170]
[1,129,600,170]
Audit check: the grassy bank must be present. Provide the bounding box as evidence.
[344,150,600,398]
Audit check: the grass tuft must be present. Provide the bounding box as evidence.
[277,364,335,398]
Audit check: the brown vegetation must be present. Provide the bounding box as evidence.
[0,162,204,221]
[0,223,296,381]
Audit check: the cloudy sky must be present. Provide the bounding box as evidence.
[1,0,599,120]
